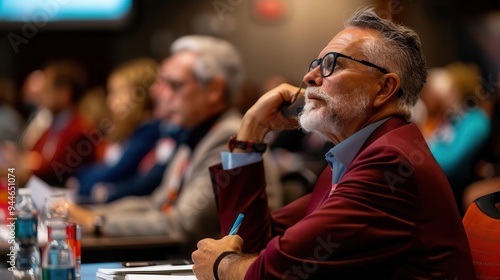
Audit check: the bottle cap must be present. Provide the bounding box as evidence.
[18,188,31,196]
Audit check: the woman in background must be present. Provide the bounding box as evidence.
[419,63,491,214]
[70,58,166,202]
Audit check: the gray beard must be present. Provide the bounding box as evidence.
[299,86,369,141]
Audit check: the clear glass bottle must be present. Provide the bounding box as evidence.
[41,224,76,280]
[13,188,40,280]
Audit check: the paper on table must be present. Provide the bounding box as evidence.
[96,271,120,280]
[97,264,193,278]
[25,175,56,211]
[125,274,196,280]
[26,175,78,209]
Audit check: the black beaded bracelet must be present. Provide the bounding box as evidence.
[213,251,239,280]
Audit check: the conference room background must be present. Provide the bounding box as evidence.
[0,0,499,103]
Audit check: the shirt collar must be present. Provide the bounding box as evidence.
[185,111,223,150]
[160,120,185,139]
[326,117,389,169]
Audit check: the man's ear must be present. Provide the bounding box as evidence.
[205,77,227,104]
[373,73,400,108]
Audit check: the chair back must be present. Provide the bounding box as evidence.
[463,191,500,278]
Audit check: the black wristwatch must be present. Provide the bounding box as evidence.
[93,215,105,236]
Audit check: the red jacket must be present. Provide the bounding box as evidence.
[210,117,474,279]
[32,112,96,186]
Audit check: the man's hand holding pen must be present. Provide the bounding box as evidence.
[192,235,244,280]
[192,213,255,280]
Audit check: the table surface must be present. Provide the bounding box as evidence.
[0,262,123,280]
[81,234,185,250]
[0,234,187,263]
[1,261,195,280]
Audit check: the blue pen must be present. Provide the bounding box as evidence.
[228,213,244,235]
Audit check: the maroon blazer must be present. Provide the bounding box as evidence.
[210,117,474,279]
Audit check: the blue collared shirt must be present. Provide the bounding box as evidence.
[221,118,389,183]
[326,118,389,185]
[221,151,262,170]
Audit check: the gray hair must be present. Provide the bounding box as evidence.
[346,6,427,119]
[170,35,245,105]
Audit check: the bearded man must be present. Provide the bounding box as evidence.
[191,6,474,280]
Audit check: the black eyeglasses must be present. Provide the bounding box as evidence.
[309,52,389,77]
[308,52,403,97]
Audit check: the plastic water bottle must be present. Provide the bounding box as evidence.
[75,225,81,280]
[13,188,41,280]
[42,223,76,280]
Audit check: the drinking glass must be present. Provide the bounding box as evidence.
[41,192,70,228]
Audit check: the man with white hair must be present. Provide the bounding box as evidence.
[69,35,282,247]
[192,7,474,279]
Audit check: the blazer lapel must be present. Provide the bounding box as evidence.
[358,116,408,155]
[313,117,409,206]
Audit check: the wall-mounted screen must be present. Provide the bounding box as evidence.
[0,0,133,29]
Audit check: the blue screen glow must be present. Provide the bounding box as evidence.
[0,0,133,22]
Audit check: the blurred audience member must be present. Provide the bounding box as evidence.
[20,70,45,119]
[105,58,156,143]
[77,86,107,133]
[69,58,168,202]
[70,59,158,194]
[20,60,96,186]
[463,71,500,209]
[418,68,455,138]
[18,70,53,151]
[69,36,282,249]
[419,63,490,213]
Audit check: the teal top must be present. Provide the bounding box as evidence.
[428,107,490,185]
